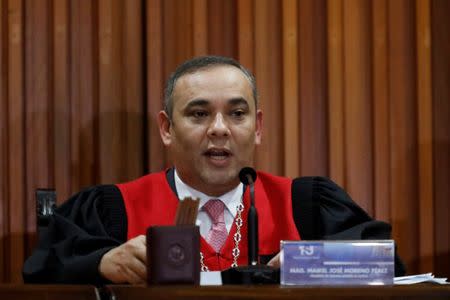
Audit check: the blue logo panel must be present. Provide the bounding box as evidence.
[280,240,395,285]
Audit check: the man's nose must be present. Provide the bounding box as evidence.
[207,113,230,137]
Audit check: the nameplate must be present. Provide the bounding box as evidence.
[280,240,395,285]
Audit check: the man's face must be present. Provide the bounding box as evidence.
[158,65,262,196]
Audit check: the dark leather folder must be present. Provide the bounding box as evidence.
[147,225,200,285]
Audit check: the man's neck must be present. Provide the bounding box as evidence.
[174,170,240,197]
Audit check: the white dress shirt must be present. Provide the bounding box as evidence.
[174,169,243,239]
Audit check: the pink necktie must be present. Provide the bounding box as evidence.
[203,199,228,253]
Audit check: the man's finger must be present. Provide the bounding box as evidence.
[132,237,147,263]
[128,256,147,280]
[267,252,280,268]
[125,267,146,285]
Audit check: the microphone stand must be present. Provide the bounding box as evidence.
[247,175,258,266]
[221,170,279,284]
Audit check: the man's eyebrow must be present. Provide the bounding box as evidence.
[184,98,250,110]
[228,98,250,108]
[184,99,210,110]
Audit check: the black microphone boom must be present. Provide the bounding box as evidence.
[221,167,279,284]
[238,167,258,266]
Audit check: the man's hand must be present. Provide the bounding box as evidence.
[267,252,280,268]
[99,235,147,284]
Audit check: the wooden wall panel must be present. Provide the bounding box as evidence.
[327,0,345,187]
[161,0,177,83]
[24,0,54,271]
[388,0,419,272]
[372,0,391,222]
[236,0,254,71]
[416,0,434,273]
[162,0,192,73]
[343,0,373,214]
[69,0,82,191]
[53,0,71,203]
[176,0,193,61]
[431,0,450,278]
[254,0,283,175]
[123,0,144,179]
[192,0,208,56]
[9,0,25,284]
[282,0,299,178]
[0,0,8,283]
[0,0,448,282]
[99,0,124,183]
[208,0,236,56]
[146,0,165,172]
[77,0,97,187]
[298,0,328,178]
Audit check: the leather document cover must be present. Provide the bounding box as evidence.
[147,225,200,285]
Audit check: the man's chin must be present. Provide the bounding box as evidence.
[200,171,240,189]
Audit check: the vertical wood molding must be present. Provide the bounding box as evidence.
[282,0,299,178]
[123,0,144,180]
[254,0,283,175]
[431,0,450,276]
[146,0,165,172]
[298,0,328,177]
[162,0,179,78]
[98,0,124,183]
[0,0,8,283]
[179,0,193,60]
[69,0,81,191]
[208,0,236,56]
[343,0,373,213]
[372,0,391,222]
[78,0,98,186]
[388,0,419,271]
[24,0,53,265]
[327,0,345,186]
[416,0,434,273]
[9,0,25,283]
[53,0,71,203]
[237,0,254,71]
[192,0,208,56]
[253,0,271,172]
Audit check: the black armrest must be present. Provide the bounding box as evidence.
[36,189,56,227]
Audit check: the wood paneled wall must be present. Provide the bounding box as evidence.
[0,0,448,282]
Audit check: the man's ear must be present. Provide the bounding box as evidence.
[158,111,172,146]
[255,109,263,145]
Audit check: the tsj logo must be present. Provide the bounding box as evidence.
[298,245,314,256]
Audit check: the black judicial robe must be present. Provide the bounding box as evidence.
[22,170,406,284]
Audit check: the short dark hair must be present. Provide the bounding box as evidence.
[164,56,258,119]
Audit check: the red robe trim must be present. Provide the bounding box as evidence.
[116,170,301,271]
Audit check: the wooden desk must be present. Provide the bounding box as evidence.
[1,284,449,300]
[0,284,98,300]
[107,284,450,300]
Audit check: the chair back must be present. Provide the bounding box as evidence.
[36,189,56,231]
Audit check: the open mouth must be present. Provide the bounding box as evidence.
[203,148,232,161]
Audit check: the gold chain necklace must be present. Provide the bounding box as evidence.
[199,202,245,272]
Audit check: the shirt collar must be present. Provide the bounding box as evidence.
[174,169,243,216]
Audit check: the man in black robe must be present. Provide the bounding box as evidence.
[23,56,405,284]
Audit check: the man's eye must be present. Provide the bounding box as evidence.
[192,111,208,118]
[231,110,246,118]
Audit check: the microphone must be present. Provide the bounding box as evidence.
[239,167,258,266]
[221,167,279,284]
[239,167,257,185]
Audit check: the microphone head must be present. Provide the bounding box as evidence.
[239,167,257,185]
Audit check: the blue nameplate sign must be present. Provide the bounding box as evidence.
[280,240,395,286]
